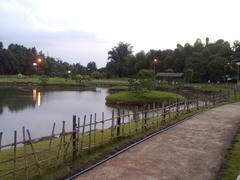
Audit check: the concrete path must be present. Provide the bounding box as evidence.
[76,102,240,180]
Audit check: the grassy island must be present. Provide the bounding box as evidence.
[106,90,184,105]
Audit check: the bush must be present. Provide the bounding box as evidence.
[39,75,49,85]
[128,79,141,93]
[137,69,154,79]
[91,71,102,79]
[75,74,83,84]
[140,79,154,90]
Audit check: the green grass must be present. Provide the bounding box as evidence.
[0,75,128,87]
[220,130,240,180]
[0,106,196,180]
[106,90,184,105]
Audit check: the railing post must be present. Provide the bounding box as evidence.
[72,115,77,160]
[197,96,199,110]
[144,104,148,129]
[0,132,2,151]
[186,99,189,112]
[117,108,121,137]
[111,110,114,141]
[162,102,166,121]
[176,100,179,117]
[88,114,92,152]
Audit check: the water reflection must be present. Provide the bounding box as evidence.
[0,87,36,114]
[0,87,115,145]
[32,89,42,106]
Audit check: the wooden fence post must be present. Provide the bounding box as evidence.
[111,110,115,141]
[56,121,64,164]
[77,117,80,153]
[22,127,28,180]
[152,103,156,125]
[156,103,160,127]
[72,115,77,160]
[0,132,2,151]
[128,109,131,136]
[80,115,86,155]
[94,113,97,148]
[62,121,67,162]
[187,99,189,112]
[26,129,41,175]
[88,114,92,152]
[117,109,121,137]
[135,106,139,133]
[162,102,166,121]
[144,104,148,129]
[101,112,104,145]
[13,131,17,180]
[48,123,55,153]
[176,100,179,117]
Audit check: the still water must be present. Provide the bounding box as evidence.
[0,87,115,145]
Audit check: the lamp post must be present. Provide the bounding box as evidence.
[37,58,42,73]
[153,59,158,87]
[33,58,42,74]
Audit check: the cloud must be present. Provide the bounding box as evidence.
[0,0,240,67]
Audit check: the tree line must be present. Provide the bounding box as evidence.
[0,38,240,82]
[0,42,98,77]
[106,39,240,82]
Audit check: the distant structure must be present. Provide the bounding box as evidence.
[156,72,184,85]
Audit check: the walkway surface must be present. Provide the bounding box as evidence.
[76,102,240,180]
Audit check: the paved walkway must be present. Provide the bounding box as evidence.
[76,102,240,180]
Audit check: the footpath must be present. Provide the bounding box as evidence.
[76,102,240,180]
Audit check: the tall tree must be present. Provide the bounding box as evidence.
[87,61,97,73]
[106,42,133,77]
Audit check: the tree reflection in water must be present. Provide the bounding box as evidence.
[0,87,41,114]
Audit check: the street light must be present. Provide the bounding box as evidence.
[33,58,42,74]
[153,59,158,85]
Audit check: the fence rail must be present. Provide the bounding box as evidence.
[0,91,237,179]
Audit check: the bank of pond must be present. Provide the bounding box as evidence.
[106,90,184,106]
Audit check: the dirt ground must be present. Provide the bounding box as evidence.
[76,102,240,180]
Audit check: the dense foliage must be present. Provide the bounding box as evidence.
[1,38,240,82]
[0,43,93,77]
[106,39,240,82]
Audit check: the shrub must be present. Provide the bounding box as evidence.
[137,69,154,79]
[91,71,102,79]
[128,79,141,93]
[140,79,154,90]
[39,75,49,85]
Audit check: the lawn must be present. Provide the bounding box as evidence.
[106,90,184,105]
[219,130,240,180]
[0,75,128,87]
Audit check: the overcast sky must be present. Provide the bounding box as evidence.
[0,0,239,67]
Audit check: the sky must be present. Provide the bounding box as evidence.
[0,0,239,67]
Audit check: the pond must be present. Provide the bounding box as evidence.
[0,86,116,145]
